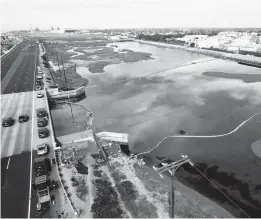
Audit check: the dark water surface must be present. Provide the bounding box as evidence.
[77,42,261,217]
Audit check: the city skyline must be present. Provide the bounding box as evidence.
[1,0,261,32]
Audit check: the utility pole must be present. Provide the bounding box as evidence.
[61,55,68,90]
[153,155,193,218]
[56,52,61,78]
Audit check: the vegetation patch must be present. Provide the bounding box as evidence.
[76,184,88,201]
[129,195,158,218]
[93,170,103,178]
[117,181,138,202]
[75,161,88,174]
[91,179,124,218]
[111,170,127,182]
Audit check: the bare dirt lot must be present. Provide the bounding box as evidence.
[50,103,87,137]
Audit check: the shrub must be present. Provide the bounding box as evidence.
[76,185,88,201]
[91,179,123,218]
[75,161,88,174]
[72,180,79,187]
[111,171,127,182]
[118,181,138,201]
[93,170,103,178]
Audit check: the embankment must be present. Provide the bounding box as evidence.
[135,39,261,67]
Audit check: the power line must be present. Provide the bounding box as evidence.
[191,164,251,218]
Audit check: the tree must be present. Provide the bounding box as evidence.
[190,42,195,47]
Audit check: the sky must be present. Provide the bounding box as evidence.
[1,0,261,31]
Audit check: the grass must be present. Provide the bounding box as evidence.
[44,38,154,74]
[52,65,89,89]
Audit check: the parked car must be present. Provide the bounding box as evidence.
[36,80,43,86]
[18,114,29,123]
[38,128,49,138]
[37,92,44,98]
[35,85,42,91]
[36,108,47,118]
[37,118,48,127]
[37,75,43,79]
[2,117,14,127]
[36,143,49,156]
[49,85,58,88]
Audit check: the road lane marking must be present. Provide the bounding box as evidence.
[6,158,10,169]
[28,43,37,219]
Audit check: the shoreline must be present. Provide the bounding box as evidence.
[136,159,235,217]
[134,39,261,66]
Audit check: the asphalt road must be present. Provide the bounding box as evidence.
[1,40,27,80]
[2,44,37,94]
[1,92,33,158]
[1,40,39,218]
[1,153,31,218]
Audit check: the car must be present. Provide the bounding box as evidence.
[49,85,58,88]
[37,92,44,98]
[37,75,43,79]
[36,143,49,156]
[37,118,48,127]
[18,114,29,123]
[36,80,43,86]
[38,128,49,138]
[2,117,14,127]
[36,108,47,118]
[35,85,42,91]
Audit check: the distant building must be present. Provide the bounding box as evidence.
[50,28,78,33]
